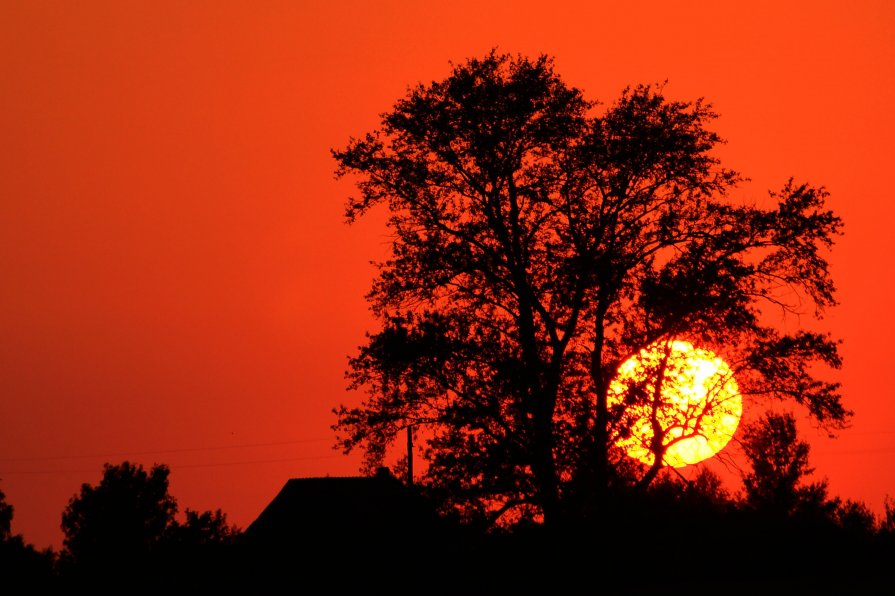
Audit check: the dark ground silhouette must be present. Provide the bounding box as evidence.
[3,461,892,595]
[234,470,894,594]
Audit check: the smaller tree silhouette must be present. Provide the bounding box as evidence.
[60,461,177,578]
[883,498,895,532]
[0,484,56,586]
[740,412,835,519]
[162,508,240,586]
[0,487,12,541]
[170,509,239,546]
[60,461,240,584]
[831,499,876,534]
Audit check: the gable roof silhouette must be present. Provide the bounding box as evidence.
[243,469,439,550]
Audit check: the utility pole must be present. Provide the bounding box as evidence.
[406,425,413,487]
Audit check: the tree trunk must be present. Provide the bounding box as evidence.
[532,424,560,527]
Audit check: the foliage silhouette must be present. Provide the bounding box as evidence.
[0,461,886,594]
[59,461,239,587]
[738,410,880,536]
[170,508,239,547]
[732,412,895,592]
[0,486,11,541]
[161,507,241,589]
[60,461,177,578]
[740,411,828,517]
[0,484,56,588]
[332,51,848,526]
[882,497,895,534]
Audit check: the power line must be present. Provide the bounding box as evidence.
[813,446,895,455]
[0,453,343,476]
[0,437,333,464]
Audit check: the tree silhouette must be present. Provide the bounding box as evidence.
[60,461,178,579]
[59,461,239,585]
[0,484,55,586]
[162,508,240,587]
[0,487,11,541]
[333,51,848,526]
[883,498,895,534]
[169,509,239,547]
[740,411,837,520]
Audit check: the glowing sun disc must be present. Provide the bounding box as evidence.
[608,340,742,468]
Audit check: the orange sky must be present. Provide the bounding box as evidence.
[1,1,893,549]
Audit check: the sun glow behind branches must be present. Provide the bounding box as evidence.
[608,340,742,468]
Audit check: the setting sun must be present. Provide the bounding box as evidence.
[608,340,742,468]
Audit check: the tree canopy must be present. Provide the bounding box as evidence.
[60,461,238,583]
[740,411,830,517]
[332,51,847,527]
[0,487,12,541]
[61,461,178,574]
[0,485,55,586]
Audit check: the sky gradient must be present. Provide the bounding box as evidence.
[1,0,893,548]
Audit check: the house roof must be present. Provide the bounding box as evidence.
[243,470,440,549]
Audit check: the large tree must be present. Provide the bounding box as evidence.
[332,52,847,526]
